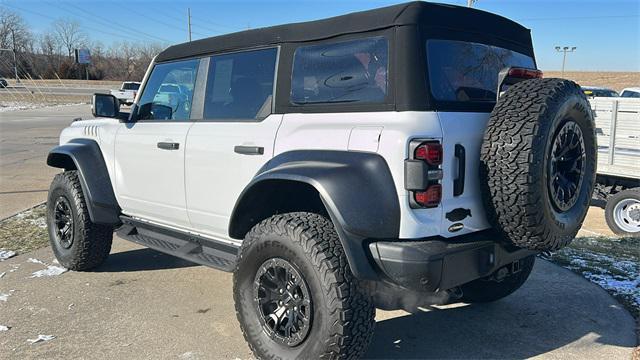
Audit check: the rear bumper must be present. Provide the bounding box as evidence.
[368,231,537,292]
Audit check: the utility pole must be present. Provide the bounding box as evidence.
[11,30,19,83]
[555,46,577,77]
[187,8,192,42]
[467,0,476,7]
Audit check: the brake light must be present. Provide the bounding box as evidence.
[415,143,443,166]
[508,68,543,79]
[407,140,443,209]
[415,184,442,208]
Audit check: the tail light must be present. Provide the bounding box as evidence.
[507,68,543,79]
[406,140,443,209]
[415,184,442,207]
[415,143,443,166]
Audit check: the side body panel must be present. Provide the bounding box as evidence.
[275,111,491,239]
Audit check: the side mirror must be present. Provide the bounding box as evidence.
[92,94,120,118]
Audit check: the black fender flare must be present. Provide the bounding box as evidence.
[229,150,401,279]
[47,138,121,225]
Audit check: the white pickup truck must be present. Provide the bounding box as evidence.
[110,81,141,106]
[591,97,640,236]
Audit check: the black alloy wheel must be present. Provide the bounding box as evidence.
[53,196,74,249]
[253,257,312,347]
[549,120,586,212]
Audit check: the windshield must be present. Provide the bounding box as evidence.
[427,40,535,102]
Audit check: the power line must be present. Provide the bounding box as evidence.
[2,3,159,43]
[51,1,171,43]
[125,7,189,33]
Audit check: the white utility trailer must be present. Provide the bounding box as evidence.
[590,97,640,236]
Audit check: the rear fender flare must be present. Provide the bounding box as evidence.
[229,150,401,279]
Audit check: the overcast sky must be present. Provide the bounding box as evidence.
[4,0,640,71]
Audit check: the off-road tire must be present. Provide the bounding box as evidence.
[481,78,596,251]
[604,188,640,236]
[46,171,113,270]
[460,255,535,303]
[233,212,376,359]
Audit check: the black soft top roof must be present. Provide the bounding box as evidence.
[156,1,532,62]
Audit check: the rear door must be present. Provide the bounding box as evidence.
[185,48,281,239]
[114,59,200,228]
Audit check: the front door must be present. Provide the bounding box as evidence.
[115,58,200,229]
[185,48,281,239]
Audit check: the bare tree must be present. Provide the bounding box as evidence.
[0,8,32,51]
[52,18,87,57]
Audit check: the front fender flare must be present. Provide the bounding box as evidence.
[47,138,121,225]
[230,150,400,279]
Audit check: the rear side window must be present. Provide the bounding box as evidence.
[203,48,278,121]
[427,40,535,102]
[136,59,199,121]
[291,37,388,105]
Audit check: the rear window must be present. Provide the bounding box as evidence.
[122,83,140,91]
[427,40,535,102]
[291,37,388,105]
[621,90,640,98]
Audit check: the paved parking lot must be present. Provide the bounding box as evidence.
[0,104,636,359]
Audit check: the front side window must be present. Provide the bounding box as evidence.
[136,59,199,121]
[203,48,277,121]
[427,40,535,102]
[291,37,388,105]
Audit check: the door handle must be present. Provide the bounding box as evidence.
[234,145,264,155]
[453,144,465,197]
[157,142,180,150]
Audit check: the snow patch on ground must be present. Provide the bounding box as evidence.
[15,210,47,229]
[546,236,640,317]
[30,265,67,278]
[27,334,55,344]
[27,258,46,265]
[0,102,38,112]
[0,250,16,261]
[27,257,68,278]
[0,101,87,113]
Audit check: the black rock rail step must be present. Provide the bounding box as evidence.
[117,216,238,272]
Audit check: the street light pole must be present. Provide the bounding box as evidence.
[555,46,577,77]
[187,8,192,42]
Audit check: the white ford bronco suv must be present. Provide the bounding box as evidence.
[46,2,596,358]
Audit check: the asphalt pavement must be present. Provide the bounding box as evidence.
[0,240,635,359]
[0,104,92,219]
[0,104,637,359]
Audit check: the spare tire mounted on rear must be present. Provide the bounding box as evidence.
[481,78,596,251]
